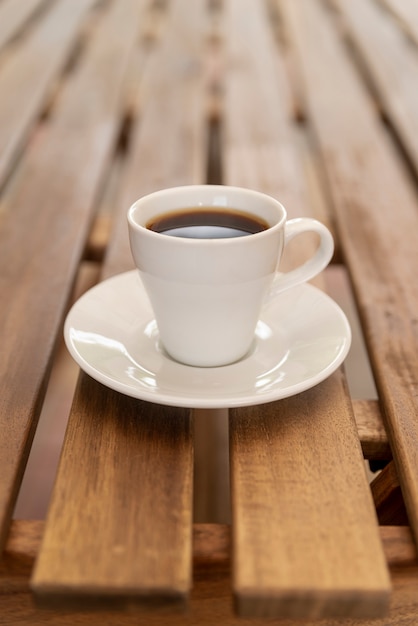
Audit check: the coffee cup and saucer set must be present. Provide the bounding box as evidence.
[64,185,351,408]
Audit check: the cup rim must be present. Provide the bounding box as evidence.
[127,184,287,245]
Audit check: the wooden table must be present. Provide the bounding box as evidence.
[1,0,418,623]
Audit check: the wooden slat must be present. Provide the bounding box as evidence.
[334,0,418,174]
[0,0,96,189]
[371,461,410,526]
[224,0,389,618]
[223,0,316,221]
[224,0,329,278]
[0,0,140,552]
[31,377,192,609]
[353,399,390,459]
[2,523,418,625]
[3,1,418,621]
[280,0,418,549]
[32,0,209,607]
[230,373,390,619]
[0,0,47,51]
[102,0,208,280]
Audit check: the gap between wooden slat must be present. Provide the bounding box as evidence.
[325,265,378,401]
[13,262,101,521]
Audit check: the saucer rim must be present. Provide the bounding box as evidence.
[64,270,351,408]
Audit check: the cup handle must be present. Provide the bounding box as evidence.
[271,217,334,295]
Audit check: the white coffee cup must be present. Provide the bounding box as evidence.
[128,185,334,367]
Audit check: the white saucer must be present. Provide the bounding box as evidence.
[64,271,351,408]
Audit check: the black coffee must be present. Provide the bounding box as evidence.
[146,207,269,239]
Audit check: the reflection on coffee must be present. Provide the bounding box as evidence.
[146,208,269,239]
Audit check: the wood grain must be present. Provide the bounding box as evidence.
[371,461,410,525]
[281,0,418,549]
[223,0,320,222]
[222,0,332,275]
[334,0,418,174]
[353,399,390,459]
[102,0,208,280]
[0,0,140,552]
[224,0,389,618]
[0,0,96,188]
[230,373,390,619]
[2,1,418,621]
[31,377,193,608]
[31,0,209,608]
[1,523,417,626]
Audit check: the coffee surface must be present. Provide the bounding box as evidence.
[146,207,269,239]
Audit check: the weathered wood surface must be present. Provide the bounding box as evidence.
[2,522,418,626]
[0,0,141,552]
[230,375,390,619]
[32,378,193,608]
[31,0,207,608]
[353,400,390,459]
[1,0,418,622]
[371,461,410,526]
[0,0,97,187]
[280,0,418,548]
[225,0,389,618]
[333,0,418,174]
